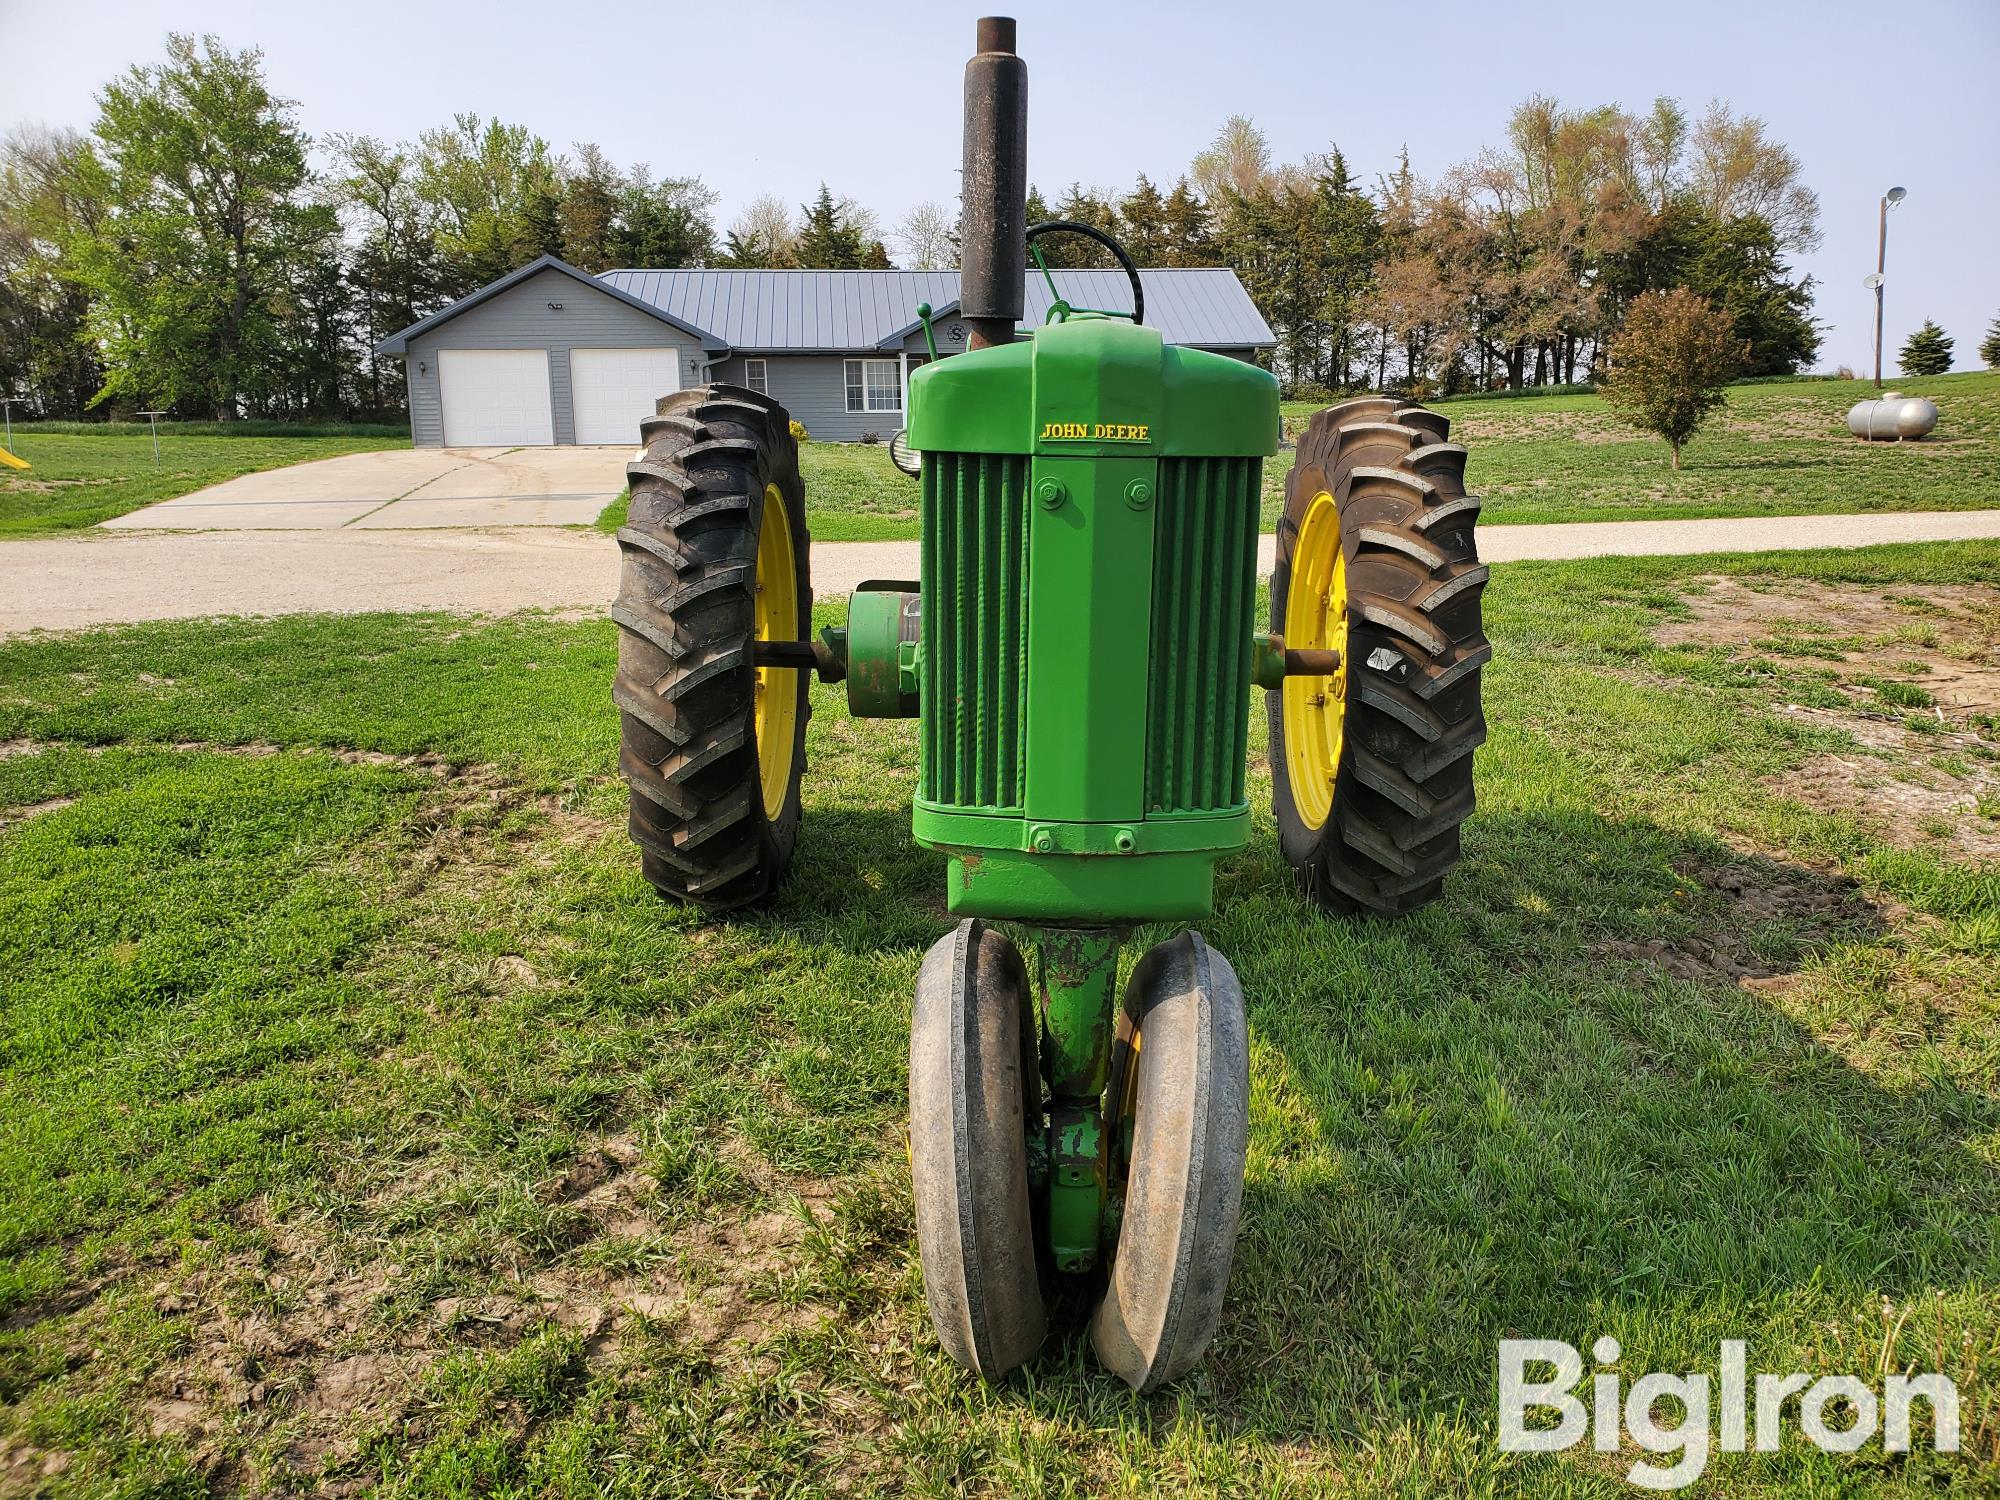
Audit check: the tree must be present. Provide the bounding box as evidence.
[1192,115,1280,199]
[414,114,562,295]
[894,200,955,269]
[1157,178,1215,266]
[560,142,623,271]
[1686,100,1820,252]
[1600,287,1745,468]
[718,194,795,267]
[792,184,887,268]
[0,125,105,416]
[1898,319,1954,376]
[1981,317,2000,371]
[63,34,324,418]
[333,133,442,417]
[609,168,715,268]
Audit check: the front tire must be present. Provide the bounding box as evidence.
[910,920,1046,1380]
[1090,931,1249,1393]
[612,385,810,910]
[1268,397,1489,915]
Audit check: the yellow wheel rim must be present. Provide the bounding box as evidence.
[753,483,800,821]
[1281,492,1348,831]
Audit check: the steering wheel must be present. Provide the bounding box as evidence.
[1024,220,1145,327]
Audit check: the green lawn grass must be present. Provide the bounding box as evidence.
[1,544,1995,1493]
[0,430,409,537]
[18,371,1995,544]
[607,372,2000,543]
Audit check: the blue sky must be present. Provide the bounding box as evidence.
[4,0,1996,372]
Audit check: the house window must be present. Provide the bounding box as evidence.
[743,358,767,395]
[844,358,902,414]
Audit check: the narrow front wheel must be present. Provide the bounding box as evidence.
[1089,931,1249,1392]
[910,920,1046,1379]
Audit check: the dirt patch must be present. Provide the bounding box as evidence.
[1597,856,1884,988]
[0,796,75,827]
[1652,576,2000,860]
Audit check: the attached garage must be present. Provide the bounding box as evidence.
[439,349,554,447]
[570,348,682,445]
[378,256,723,447]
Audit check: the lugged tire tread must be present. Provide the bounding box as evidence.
[1268,396,1490,916]
[613,384,810,910]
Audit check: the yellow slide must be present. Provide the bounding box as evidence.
[0,448,28,471]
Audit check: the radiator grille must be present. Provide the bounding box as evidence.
[1145,456,1262,814]
[919,452,1030,810]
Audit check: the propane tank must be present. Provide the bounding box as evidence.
[1846,392,1939,440]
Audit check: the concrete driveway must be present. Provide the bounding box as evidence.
[100,446,631,530]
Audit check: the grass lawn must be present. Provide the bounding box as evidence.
[1,543,1995,1494]
[1270,370,2000,532]
[0,428,409,538]
[658,371,1996,544]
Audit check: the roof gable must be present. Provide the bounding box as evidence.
[373,254,727,356]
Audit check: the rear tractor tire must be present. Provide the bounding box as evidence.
[612,385,811,910]
[1269,397,1490,915]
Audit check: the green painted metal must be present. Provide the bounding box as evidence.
[1035,927,1122,1273]
[938,849,1220,921]
[907,324,1278,458]
[1250,631,1287,691]
[845,587,920,718]
[908,316,1276,924]
[896,313,1275,1268]
[1145,456,1262,815]
[917,452,1030,808]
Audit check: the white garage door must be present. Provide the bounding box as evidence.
[439,349,554,447]
[570,348,683,445]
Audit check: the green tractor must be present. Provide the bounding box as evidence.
[611,17,1489,1391]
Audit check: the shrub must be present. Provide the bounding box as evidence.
[789,419,810,441]
[860,430,881,445]
[1600,288,1745,469]
[1287,381,1336,404]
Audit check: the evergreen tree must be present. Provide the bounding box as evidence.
[1158,178,1215,267]
[560,143,623,271]
[794,183,865,268]
[1981,316,2000,371]
[1898,319,1953,376]
[1117,174,1169,265]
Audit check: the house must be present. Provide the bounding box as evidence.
[374,254,1275,447]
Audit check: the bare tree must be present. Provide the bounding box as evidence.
[730,194,797,264]
[1192,115,1281,200]
[894,199,955,269]
[1688,101,1820,252]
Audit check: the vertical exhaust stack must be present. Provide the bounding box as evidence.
[960,16,1027,350]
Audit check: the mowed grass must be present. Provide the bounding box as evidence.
[1,545,1997,1494]
[770,371,1999,541]
[0,429,408,537]
[17,370,1995,543]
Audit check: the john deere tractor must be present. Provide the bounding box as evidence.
[610,17,1488,1391]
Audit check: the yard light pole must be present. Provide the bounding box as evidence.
[1872,186,1906,389]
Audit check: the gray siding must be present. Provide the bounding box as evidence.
[406,269,704,446]
[715,353,912,442]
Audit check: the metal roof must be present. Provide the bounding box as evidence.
[372,254,726,356]
[596,267,1276,352]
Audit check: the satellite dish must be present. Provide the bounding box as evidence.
[1863,273,1884,289]
[1885,186,1908,204]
